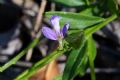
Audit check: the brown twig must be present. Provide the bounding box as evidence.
[34,0,47,32]
[26,0,47,61]
[26,48,33,61]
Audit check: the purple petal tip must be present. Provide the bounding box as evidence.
[62,23,69,37]
[66,24,69,29]
[50,15,61,34]
[50,15,61,22]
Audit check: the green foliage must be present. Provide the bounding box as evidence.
[50,0,85,7]
[62,14,117,80]
[63,40,87,80]
[0,13,116,80]
[77,35,96,77]
[87,35,96,80]
[62,33,97,80]
[80,8,94,16]
[45,12,105,30]
[13,13,117,80]
[87,36,96,61]
[77,53,88,76]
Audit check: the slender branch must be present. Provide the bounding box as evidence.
[26,48,33,61]
[34,0,47,32]
[0,38,39,72]
[89,57,96,80]
[15,49,67,80]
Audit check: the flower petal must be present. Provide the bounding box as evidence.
[50,16,61,34]
[61,23,69,37]
[42,27,57,40]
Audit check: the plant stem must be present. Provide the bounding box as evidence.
[89,57,96,80]
[0,38,39,72]
[15,48,67,80]
[59,40,63,50]
[85,14,117,38]
[34,0,47,32]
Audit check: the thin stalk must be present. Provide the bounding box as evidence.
[89,57,96,80]
[0,38,39,72]
[85,14,117,38]
[15,48,67,80]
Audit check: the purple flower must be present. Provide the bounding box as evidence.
[42,16,69,41]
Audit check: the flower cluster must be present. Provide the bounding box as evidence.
[42,16,69,41]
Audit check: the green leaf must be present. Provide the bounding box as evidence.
[45,12,105,29]
[80,8,93,16]
[50,0,85,7]
[84,14,117,38]
[68,29,81,35]
[76,35,96,78]
[76,35,96,77]
[87,36,96,61]
[63,28,96,80]
[87,35,96,80]
[63,39,87,80]
[77,53,88,76]
[63,14,117,80]
[63,32,97,80]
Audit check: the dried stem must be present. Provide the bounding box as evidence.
[34,0,47,32]
[26,0,47,61]
[26,48,33,61]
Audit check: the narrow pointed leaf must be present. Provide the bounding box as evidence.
[45,12,105,30]
[87,36,96,80]
[63,31,87,80]
[87,36,96,61]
